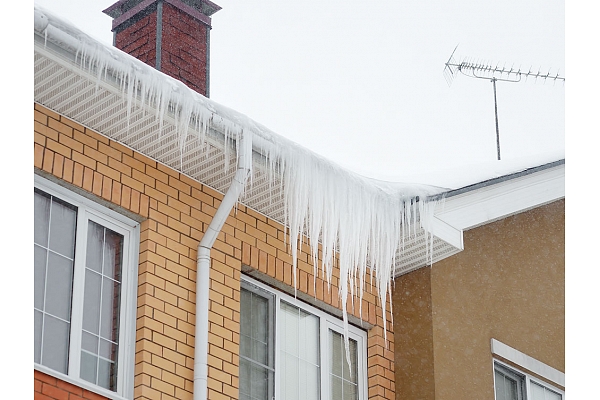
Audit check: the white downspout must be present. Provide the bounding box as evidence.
[194,131,253,400]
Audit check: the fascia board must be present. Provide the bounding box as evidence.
[435,164,564,231]
[427,217,464,250]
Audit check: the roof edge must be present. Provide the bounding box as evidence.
[430,159,565,201]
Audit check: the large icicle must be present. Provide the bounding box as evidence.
[35,4,448,365]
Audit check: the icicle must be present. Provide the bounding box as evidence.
[37,4,451,370]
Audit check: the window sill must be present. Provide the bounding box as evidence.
[34,364,130,400]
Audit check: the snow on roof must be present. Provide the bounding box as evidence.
[33,3,563,337]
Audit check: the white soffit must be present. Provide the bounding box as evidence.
[435,162,565,232]
[34,37,461,277]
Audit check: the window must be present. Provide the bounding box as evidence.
[494,361,565,400]
[494,363,526,400]
[240,277,367,400]
[34,176,139,399]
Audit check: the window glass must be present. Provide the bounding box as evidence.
[33,182,136,397]
[280,302,320,400]
[239,278,366,400]
[531,381,562,400]
[240,286,275,400]
[494,362,563,400]
[80,221,123,391]
[494,364,525,400]
[34,190,77,374]
[330,331,358,400]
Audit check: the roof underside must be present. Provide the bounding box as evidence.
[34,39,461,276]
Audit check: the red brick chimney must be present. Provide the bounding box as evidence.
[103,0,221,97]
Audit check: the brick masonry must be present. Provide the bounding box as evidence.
[34,103,395,400]
[113,3,209,96]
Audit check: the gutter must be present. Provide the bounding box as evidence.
[194,131,253,400]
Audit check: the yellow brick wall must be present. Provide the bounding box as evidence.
[34,103,395,400]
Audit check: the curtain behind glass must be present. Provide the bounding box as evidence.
[80,221,123,391]
[279,302,320,400]
[330,331,358,400]
[240,287,274,400]
[34,189,77,374]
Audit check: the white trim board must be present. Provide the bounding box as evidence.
[435,163,564,232]
[491,338,565,388]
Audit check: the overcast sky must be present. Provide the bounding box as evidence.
[34,0,565,184]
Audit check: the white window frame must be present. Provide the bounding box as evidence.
[491,339,565,400]
[34,175,140,400]
[241,275,368,400]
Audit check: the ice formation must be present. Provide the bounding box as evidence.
[34,5,448,355]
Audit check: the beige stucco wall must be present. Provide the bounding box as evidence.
[393,199,565,400]
[392,267,436,399]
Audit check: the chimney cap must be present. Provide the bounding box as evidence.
[103,0,221,19]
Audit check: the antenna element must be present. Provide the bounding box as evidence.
[443,45,565,160]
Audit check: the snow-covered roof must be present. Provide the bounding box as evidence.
[33,4,564,329]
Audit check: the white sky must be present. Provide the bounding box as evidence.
[34,0,565,185]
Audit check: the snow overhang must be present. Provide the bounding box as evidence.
[33,5,564,286]
[34,4,465,288]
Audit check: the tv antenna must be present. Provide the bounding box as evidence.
[443,45,565,160]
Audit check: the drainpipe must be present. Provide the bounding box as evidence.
[194,131,253,400]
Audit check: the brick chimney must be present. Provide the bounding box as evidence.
[103,0,221,97]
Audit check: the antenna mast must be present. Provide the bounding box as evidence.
[443,45,565,160]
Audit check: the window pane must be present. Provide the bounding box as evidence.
[239,358,273,400]
[240,289,270,364]
[98,358,117,390]
[240,286,274,400]
[34,245,47,311]
[495,370,507,400]
[343,380,358,400]
[300,360,320,400]
[281,352,299,400]
[82,331,99,353]
[86,221,104,273]
[494,364,525,400]
[48,199,77,258]
[281,302,299,356]
[330,331,358,400]
[100,276,121,342]
[531,381,562,400]
[332,375,343,400]
[80,351,98,385]
[34,190,51,246]
[34,310,43,364]
[42,315,70,374]
[34,190,77,373]
[83,270,102,334]
[104,229,123,280]
[81,221,123,392]
[45,252,74,321]
[280,302,320,400]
